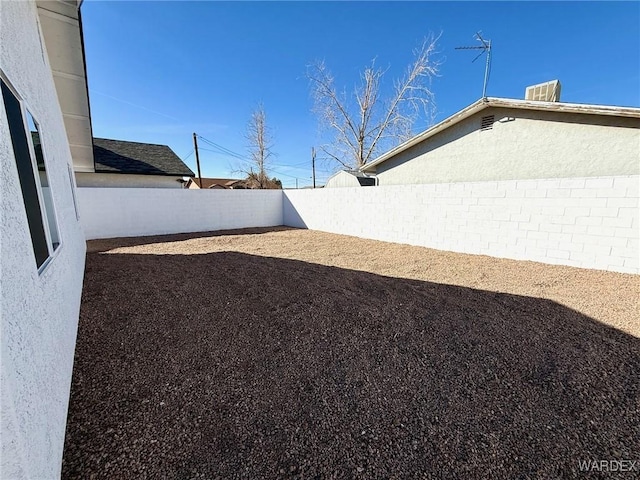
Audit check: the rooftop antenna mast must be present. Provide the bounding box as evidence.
[455,32,492,99]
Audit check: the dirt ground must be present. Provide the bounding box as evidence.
[63,227,639,479]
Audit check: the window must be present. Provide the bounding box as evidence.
[2,78,60,270]
[27,111,60,251]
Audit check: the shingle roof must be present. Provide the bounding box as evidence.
[93,138,194,176]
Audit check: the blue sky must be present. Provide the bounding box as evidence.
[82,1,639,188]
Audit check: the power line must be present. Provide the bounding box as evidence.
[197,134,248,160]
[286,159,314,168]
[268,162,313,170]
[200,144,246,161]
[198,147,248,161]
[195,134,330,182]
[269,169,309,180]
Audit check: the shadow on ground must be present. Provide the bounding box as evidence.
[86,226,296,253]
[63,250,640,479]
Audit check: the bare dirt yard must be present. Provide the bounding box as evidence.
[63,227,639,479]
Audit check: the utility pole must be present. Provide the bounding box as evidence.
[193,132,203,188]
[311,147,316,189]
[295,178,298,189]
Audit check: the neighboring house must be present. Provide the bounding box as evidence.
[187,176,284,190]
[360,96,640,185]
[325,170,377,188]
[1,0,89,477]
[187,177,246,189]
[74,137,195,188]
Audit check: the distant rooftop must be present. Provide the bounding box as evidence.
[188,178,245,189]
[93,138,194,177]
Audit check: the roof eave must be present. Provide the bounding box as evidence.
[360,97,640,173]
[487,97,640,119]
[93,169,195,177]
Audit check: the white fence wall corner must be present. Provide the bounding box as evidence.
[77,176,638,274]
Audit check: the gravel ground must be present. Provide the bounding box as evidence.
[63,227,640,479]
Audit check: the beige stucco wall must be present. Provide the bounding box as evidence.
[76,172,186,188]
[374,108,640,185]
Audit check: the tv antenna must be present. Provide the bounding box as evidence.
[455,32,492,99]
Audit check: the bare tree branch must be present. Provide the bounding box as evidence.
[319,145,352,169]
[241,104,280,189]
[308,33,441,169]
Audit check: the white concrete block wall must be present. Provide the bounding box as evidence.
[284,175,639,274]
[78,176,638,273]
[77,188,284,240]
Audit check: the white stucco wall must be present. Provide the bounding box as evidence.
[75,172,186,188]
[1,1,86,478]
[283,176,639,274]
[374,108,640,185]
[77,188,284,240]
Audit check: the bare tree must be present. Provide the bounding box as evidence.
[308,34,441,169]
[243,104,275,189]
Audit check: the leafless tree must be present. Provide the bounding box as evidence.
[243,104,275,189]
[308,34,441,169]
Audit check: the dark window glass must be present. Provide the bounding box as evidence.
[2,79,49,268]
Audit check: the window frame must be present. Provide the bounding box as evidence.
[1,72,62,273]
[25,109,61,255]
[67,163,80,221]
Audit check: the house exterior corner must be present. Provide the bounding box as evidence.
[1,0,87,477]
